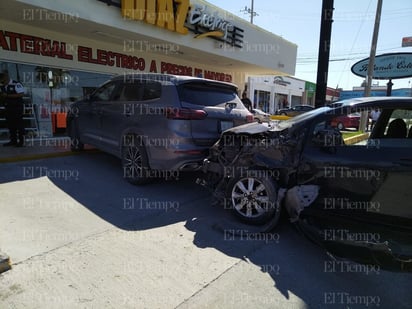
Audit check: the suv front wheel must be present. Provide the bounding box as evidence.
[226,173,280,225]
[122,136,151,185]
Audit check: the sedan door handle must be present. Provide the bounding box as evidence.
[92,108,103,115]
[399,158,412,166]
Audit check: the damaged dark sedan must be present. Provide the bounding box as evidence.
[199,97,412,271]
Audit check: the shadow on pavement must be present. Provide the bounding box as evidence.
[1,151,411,308]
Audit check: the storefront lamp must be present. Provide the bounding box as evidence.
[47,70,54,88]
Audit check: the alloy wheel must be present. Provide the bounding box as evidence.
[231,177,271,219]
[123,145,143,179]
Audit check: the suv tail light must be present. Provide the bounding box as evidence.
[166,107,207,120]
[246,114,254,123]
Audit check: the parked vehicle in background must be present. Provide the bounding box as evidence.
[276,104,314,116]
[330,112,360,130]
[199,97,412,271]
[251,109,271,123]
[67,73,253,184]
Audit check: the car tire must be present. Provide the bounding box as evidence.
[226,172,281,225]
[68,121,84,152]
[337,122,344,130]
[121,135,151,185]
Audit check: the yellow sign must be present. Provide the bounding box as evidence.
[121,0,189,34]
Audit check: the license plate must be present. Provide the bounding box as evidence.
[220,121,233,132]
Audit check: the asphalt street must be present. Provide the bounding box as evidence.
[0,152,411,308]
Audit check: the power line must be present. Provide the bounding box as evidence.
[240,1,259,24]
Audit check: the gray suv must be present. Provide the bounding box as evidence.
[67,73,253,184]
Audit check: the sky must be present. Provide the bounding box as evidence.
[206,0,412,90]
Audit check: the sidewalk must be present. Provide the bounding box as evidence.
[0,136,96,163]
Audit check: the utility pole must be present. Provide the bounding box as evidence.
[314,0,334,108]
[360,0,383,132]
[241,0,258,24]
[364,0,383,97]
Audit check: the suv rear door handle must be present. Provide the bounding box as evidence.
[225,102,237,109]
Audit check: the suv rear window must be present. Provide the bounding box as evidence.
[118,81,162,101]
[178,83,239,106]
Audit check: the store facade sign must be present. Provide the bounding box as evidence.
[351,52,412,79]
[0,29,233,82]
[98,0,244,47]
[273,76,291,86]
[120,0,190,34]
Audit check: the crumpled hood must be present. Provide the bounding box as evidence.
[222,121,278,135]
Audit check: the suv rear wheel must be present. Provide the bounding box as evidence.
[122,135,151,185]
[226,173,280,225]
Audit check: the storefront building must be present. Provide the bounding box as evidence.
[246,75,306,113]
[245,75,341,114]
[0,0,297,138]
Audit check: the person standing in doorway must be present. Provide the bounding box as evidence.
[241,92,253,112]
[0,70,26,147]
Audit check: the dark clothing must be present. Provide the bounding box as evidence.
[1,80,25,144]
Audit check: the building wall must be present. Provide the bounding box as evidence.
[6,0,297,86]
[246,75,305,113]
[0,0,299,137]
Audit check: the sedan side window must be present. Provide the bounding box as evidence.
[366,109,412,148]
[384,109,412,138]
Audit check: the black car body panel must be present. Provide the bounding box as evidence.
[200,97,412,271]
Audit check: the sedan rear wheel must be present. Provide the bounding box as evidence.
[122,140,151,185]
[226,173,280,225]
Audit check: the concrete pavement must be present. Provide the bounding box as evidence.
[1,140,411,308]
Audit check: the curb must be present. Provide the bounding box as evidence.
[270,115,291,121]
[0,148,100,163]
[0,251,11,274]
[344,132,369,145]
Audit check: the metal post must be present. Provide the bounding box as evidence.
[251,0,254,24]
[386,79,393,96]
[360,0,383,132]
[314,0,334,108]
[364,0,383,97]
